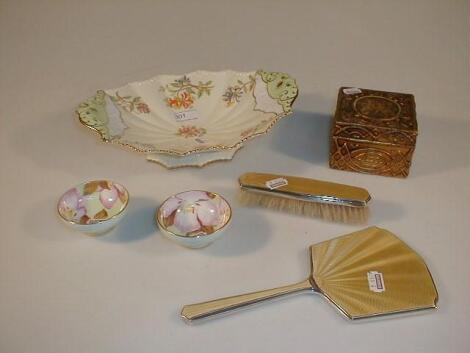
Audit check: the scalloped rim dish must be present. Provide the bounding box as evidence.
[76,70,298,158]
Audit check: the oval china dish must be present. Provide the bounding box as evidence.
[57,180,129,235]
[156,191,232,248]
[77,70,298,168]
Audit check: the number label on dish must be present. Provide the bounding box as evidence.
[175,109,199,122]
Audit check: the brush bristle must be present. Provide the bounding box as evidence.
[239,189,369,224]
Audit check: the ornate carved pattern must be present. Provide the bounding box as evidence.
[336,88,417,131]
[330,87,418,178]
[354,96,400,120]
[330,138,414,178]
[332,124,416,146]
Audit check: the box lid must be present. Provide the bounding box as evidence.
[334,87,417,134]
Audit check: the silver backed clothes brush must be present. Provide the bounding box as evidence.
[238,172,371,223]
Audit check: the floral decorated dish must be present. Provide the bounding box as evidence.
[156,190,232,248]
[57,180,129,235]
[77,70,298,168]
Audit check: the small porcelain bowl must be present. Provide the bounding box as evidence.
[57,180,129,235]
[156,190,232,248]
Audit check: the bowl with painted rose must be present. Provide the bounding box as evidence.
[57,180,129,235]
[156,190,232,248]
[76,70,298,168]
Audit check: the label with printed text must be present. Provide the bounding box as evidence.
[367,271,385,293]
[265,178,288,190]
[174,109,199,122]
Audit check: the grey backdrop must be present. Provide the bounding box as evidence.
[1,1,469,352]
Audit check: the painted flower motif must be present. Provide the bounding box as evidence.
[180,92,194,109]
[167,92,194,109]
[163,76,213,110]
[113,183,129,204]
[176,125,207,138]
[112,92,150,114]
[58,181,128,225]
[90,181,127,209]
[160,191,224,235]
[136,102,150,113]
[175,75,192,86]
[58,188,87,223]
[222,75,256,107]
[167,97,179,108]
[222,86,243,106]
[99,186,119,209]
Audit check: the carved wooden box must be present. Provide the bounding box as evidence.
[329,87,417,178]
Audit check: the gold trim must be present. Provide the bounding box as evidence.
[76,70,299,157]
[255,70,298,115]
[146,146,243,169]
[147,156,232,169]
[155,190,233,238]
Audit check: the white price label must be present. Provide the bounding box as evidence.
[343,87,362,95]
[265,178,288,190]
[174,109,199,122]
[367,271,385,293]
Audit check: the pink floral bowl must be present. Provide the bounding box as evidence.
[57,180,129,235]
[156,190,232,248]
